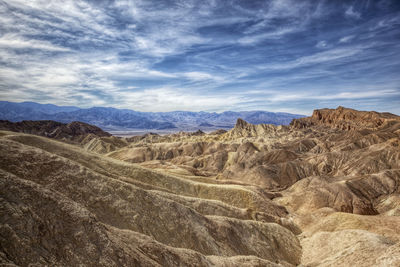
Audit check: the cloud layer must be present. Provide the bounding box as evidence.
[0,0,399,114]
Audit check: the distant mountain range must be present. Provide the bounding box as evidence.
[0,101,305,131]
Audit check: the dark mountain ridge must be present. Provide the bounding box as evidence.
[0,120,111,140]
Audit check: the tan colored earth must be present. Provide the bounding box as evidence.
[1,106,399,266]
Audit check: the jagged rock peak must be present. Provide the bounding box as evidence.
[235,118,249,129]
[225,118,285,139]
[191,129,205,136]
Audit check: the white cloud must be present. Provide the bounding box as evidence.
[0,34,70,52]
[339,35,354,43]
[114,88,243,112]
[235,0,319,45]
[238,27,299,45]
[181,72,223,82]
[246,89,400,103]
[0,0,399,115]
[345,6,361,19]
[316,40,328,49]
[323,90,399,100]
[257,46,364,71]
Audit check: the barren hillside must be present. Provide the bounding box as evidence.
[1,106,400,266]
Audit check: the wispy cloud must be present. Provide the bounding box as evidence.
[0,0,399,115]
[316,40,328,49]
[108,87,244,112]
[256,46,366,71]
[0,34,70,52]
[238,27,300,45]
[339,35,354,43]
[345,6,361,19]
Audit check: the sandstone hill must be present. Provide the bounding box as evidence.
[0,120,130,154]
[106,106,400,265]
[1,106,400,266]
[0,131,301,266]
[291,106,399,130]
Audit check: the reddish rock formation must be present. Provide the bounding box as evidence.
[291,106,400,130]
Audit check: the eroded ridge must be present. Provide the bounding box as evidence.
[1,106,400,266]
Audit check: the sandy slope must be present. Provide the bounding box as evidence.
[1,106,400,266]
[0,131,300,266]
[104,107,400,266]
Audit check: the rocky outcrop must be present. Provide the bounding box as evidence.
[225,118,288,139]
[111,112,400,196]
[291,106,400,130]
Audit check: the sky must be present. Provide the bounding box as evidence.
[0,0,399,115]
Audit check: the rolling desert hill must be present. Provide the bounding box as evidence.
[0,131,301,266]
[1,106,400,266]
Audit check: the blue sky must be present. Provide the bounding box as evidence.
[0,0,399,115]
